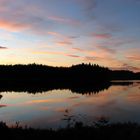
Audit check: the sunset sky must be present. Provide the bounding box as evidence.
[0,0,140,71]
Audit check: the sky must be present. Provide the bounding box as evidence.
[0,0,140,71]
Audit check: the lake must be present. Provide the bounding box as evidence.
[0,80,140,129]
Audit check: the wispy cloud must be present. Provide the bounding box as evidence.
[48,31,77,46]
[91,33,112,39]
[72,47,84,52]
[66,54,80,58]
[26,98,65,104]
[0,0,139,72]
[47,32,61,37]
[56,41,73,46]
[0,1,81,34]
[126,56,140,61]
[32,51,65,55]
[124,48,140,62]
[76,0,97,13]
[48,31,77,40]
[0,19,30,32]
[96,45,116,54]
[113,63,140,72]
[48,16,81,26]
[84,56,101,61]
[32,50,81,59]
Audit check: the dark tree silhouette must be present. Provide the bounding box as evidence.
[0,63,139,93]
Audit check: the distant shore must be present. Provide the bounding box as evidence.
[0,63,139,81]
[0,63,139,93]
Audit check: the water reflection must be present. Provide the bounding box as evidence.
[0,81,140,129]
[0,81,134,95]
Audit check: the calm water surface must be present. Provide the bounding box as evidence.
[0,81,140,129]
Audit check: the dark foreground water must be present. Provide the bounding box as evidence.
[0,80,140,129]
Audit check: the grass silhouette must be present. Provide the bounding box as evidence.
[0,120,140,140]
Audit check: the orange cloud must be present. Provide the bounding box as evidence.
[47,31,62,37]
[26,99,64,104]
[125,50,140,61]
[56,41,73,46]
[126,56,140,61]
[0,19,30,32]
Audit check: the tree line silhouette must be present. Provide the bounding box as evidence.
[0,63,139,93]
[0,63,111,82]
[0,63,139,81]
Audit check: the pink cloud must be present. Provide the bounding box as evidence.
[91,33,112,39]
[0,1,81,34]
[72,47,84,52]
[102,38,136,47]
[96,45,116,54]
[124,48,140,63]
[48,31,76,46]
[111,63,140,72]
[84,56,101,61]
[66,54,80,58]
[48,16,81,26]
[47,31,77,40]
[32,51,81,59]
